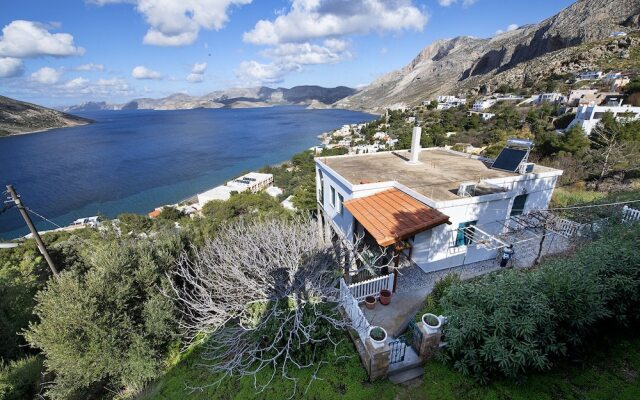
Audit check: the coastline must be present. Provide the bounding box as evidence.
[0,121,93,138]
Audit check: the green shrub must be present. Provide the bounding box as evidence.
[25,234,183,399]
[439,224,640,383]
[0,356,43,400]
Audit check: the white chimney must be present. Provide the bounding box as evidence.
[409,124,422,164]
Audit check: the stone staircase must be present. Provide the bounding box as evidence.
[387,346,424,384]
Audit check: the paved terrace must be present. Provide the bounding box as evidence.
[319,149,553,202]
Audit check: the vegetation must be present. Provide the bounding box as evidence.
[439,223,640,383]
[25,233,183,399]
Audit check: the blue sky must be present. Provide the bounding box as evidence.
[0,0,575,107]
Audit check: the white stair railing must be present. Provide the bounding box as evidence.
[623,206,640,223]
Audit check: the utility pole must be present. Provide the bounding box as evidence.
[5,185,59,276]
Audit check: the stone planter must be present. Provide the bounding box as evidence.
[368,326,387,348]
[365,295,376,310]
[422,313,442,334]
[379,289,392,305]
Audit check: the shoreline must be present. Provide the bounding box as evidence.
[1,121,92,138]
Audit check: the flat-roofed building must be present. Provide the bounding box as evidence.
[315,131,562,274]
[567,104,640,135]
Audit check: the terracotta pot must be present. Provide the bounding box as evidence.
[379,289,392,305]
[364,296,376,310]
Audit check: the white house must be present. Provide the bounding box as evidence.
[467,111,495,121]
[472,99,496,111]
[567,104,640,135]
[537,93,566,104]
[226,172,273,193]
[315,128,563,274]
[435,95,467,110]
[576,71,603,81]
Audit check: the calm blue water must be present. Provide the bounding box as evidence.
[0,106,375,239]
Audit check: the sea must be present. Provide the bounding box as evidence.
[0,106,376,239]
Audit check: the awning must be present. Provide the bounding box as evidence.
[344,188,450,247]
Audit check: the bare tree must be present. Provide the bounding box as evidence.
[167,216,390,395]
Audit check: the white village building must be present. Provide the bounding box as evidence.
[197,172,274,208]
[567,104,640,135]
[472,99,496,111]
[315,128,563,274]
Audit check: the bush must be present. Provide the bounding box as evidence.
[439,224,640,383]
[0,356,43,400]
[25,234,183,399]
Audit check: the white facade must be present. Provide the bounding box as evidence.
[537,93,565,104]
[467,111,495,121]
[567,104,640,135]
[577,71,603,81]
[436,95,467,110]
[472,99,496,111]
[315,150,562,274]
[226,172,273,193]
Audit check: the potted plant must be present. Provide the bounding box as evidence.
[368,326,387,348]
[379,289,392,305]
[421,313,442,334]
[364,295,376,310]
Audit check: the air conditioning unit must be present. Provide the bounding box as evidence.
[458,182,476,197]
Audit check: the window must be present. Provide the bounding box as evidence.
[454,221,477,247]
[330,186,336,207]
[510,194,528,216]
[337,193,344,215]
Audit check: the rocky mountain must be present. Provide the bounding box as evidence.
[0,96,92,136]
[64,85,356,112]
[335,0,640,112]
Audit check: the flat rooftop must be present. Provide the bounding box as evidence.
[318,149,556,202]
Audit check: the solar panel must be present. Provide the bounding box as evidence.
[491,148,528,172]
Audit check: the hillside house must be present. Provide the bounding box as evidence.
[467,111,495,121]
[576,71,603,81]
[472,99,496,111]
[315,128,563,274]
[567,104,640,135]
[537,92,566,104]
[435,95,467,110]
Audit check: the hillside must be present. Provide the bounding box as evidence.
[336,0,640,112]
[0,96,92,136]
[64,85,356,112]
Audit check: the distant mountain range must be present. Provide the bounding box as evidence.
[336,0,640,111]
[62,85,356,112]
[0,95,92,136]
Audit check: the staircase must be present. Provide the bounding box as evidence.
[387,346,423,384]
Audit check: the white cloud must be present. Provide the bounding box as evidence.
[91,0,252,47]
[438,0,476,6]
[261,39,351,65]
[236,39,351,85]
[75,63,105,71]
[187,62,207,83]
[0,57,23,78]
[235,61,301,85]
[0,20,84,58]
[131,65,162,79]
[244,0,427,46]
[31,67,63,84]
[495,23,519,35]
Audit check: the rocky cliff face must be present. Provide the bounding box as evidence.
[0,96,92,136]
[336,0,640,112]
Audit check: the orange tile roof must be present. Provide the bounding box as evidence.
[148,210,161,218]
[344,188,450,247]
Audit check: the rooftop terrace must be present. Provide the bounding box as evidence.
[318,149,557,202]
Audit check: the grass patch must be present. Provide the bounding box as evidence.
[139,331,640,400]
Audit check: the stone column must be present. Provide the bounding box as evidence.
[364,339,390,381]
[414,323,442,362]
